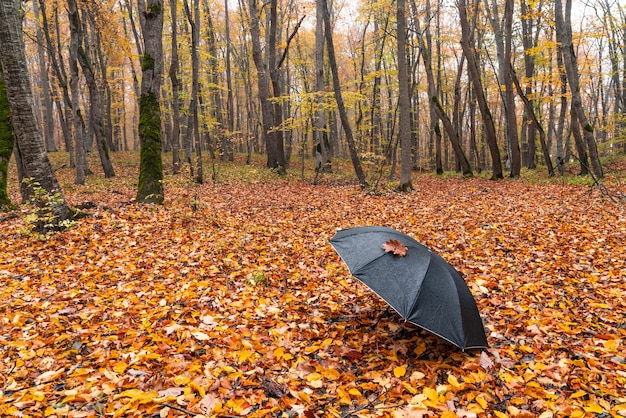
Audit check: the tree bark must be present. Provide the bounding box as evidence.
[458,0,503,179]
[68,0,87,185]
[136,0,165,204]
[397,0,412,191]
[33,0,56,153]
[0,0,69,221]
[76,8,115,178]
[503,0,520,177]
[38,0,74,166]
[169,0,181,174]
[314,0,330,173]
[554,0,603,178]
[183,0,203,183]
[413,0,472,176]
[0,63,14,209]
[322,0,368,187]
[248,0,287,173]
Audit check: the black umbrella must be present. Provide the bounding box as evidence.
[329,226,488,350]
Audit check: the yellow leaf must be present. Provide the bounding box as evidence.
[401,381,417,394]
[422,387,438,402]
[238,349,253,363]
[306,372,322,382]
[494,412,508,418]
[173,375,190,386]
[440,412,456,418]
[413,343,426,357]
[447,374,461,388]
[348,388,362,397]
[394,366,407,378]
[273,347,284,359]
[475,395,488,408]
[584,402,605,413]
[322,368,341,381]
[114,361,129,374]
[569,409,585,418]
[570,390,587,399]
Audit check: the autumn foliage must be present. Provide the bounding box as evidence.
[1,155,625,417]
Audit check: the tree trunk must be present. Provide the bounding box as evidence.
[503,0,520,177]
[68,0,87,185]
[224,0,235,157]
[0,0,69,221]
[77,11,115,178]
[322,0,368,188]
[38,0,74,165]
[458,0,503,179]
[136,0,165,204]
[314,0,330,173]
[248,0,287,173]
[183,0,203,183]
[33,0,56,153]
[414,0,472,176]
[510,64,554,176]
[554,0,603,178]
[0,63,14,209]
[397,0,412,191]
[169,0,181,174]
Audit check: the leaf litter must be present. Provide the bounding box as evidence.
[1,170,625,417]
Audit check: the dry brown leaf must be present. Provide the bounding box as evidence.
[382,239,409,257]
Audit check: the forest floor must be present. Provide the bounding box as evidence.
[1,152,625,417]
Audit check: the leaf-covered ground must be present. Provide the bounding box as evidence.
[1,154,625,417]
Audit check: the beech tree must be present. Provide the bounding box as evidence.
[136,0,165,204]
[0,64,14,210]
[397,0,412,191]
[248,0,287,173]
[457,0,503,179]
[0,0,69,221]
[554,0,603,178]
[322,0,368,187]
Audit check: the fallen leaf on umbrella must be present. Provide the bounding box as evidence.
[383,239,409,257]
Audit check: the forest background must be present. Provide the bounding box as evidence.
[1,0,626,201]
[1,0,626,416]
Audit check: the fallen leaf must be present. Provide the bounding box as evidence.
[383,239,409,257]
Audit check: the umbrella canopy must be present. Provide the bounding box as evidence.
[329,226,488,350]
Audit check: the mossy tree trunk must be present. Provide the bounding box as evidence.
[136,0,164,204]
[0,0,69,221]
[0,63,15,210]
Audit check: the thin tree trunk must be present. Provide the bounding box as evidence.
[68,0,86,185]
[169,0,181,174]
[322,0,368,187]
[33,0,56,152]
[503,0,520,177]
[314,0,330,173]
[414,0,472,176]
[554,0,603,178]
[76,10,115,178]
[183,0,203,183]
[397,0,412,191]
[457,0,503,179]
[224,0,235,159]
[510,64,554,176]
[38,0,74,165]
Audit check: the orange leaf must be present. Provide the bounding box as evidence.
[382,239,408,257]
